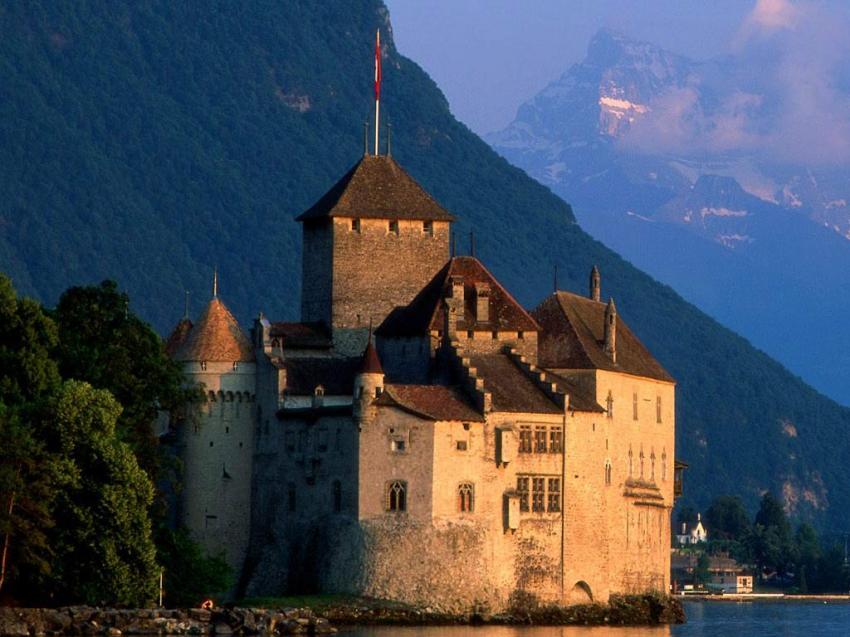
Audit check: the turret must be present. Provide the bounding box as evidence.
[590,265,601,302]
[353,332,384,420]
[604,297,617,363]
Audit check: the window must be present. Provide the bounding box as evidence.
[605,460,612,485]
[656,396,663,423]
[201,361,207,371]
[633,392,639,420]
[534,426,547,453]
[639,448,645,478]
[287,483,296,512]
[628,447,633,477]
[518,331,524,339]
[389,220,399,235]
[547,478,561,512]
[423,220,433,235]
[232,361,238,371]
[456,440,468,451]
[387,480,407,512]
[549,426,563,453]
[492,330,498,339]
[519,425,532,453]
[351,218,361,232]
[467,330,474,339]
[332,480,342,513]
[458,482,474,512]
[661,450,667,481]
[391,438,406,452]
[532,477,546,512]
[606,391,613,419]
[650,450,656,481]
[517,477,529,512]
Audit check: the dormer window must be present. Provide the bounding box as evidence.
[351,218,361,233]
[232,361,238,371]
[389,219,399,235]
[423,220,433,235]
[201,361,207,371]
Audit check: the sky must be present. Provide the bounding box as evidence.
[385,0,846,137]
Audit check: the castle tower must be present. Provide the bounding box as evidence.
[297,155,454,355]
[353,331,384,421]
[170,290,256,573]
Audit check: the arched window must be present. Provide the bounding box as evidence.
[386,480,407,512]
[650,449,656,481]
[332,480,342,513]
[639,447,645,478]
[606,391,614,419]
[458,482,474,513]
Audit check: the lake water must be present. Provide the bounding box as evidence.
[339,601,850,637]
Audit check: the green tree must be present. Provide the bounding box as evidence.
[155,527,232,607]
[705,495,751,541]
[53,281,188,480]
[0,274,63,597]
[41,381,159,606]
[694,552,711,588]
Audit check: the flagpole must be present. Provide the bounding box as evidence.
[374,30,381,155]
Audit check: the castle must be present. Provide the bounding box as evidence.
[165,143,680,610]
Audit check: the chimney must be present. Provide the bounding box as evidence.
[444,274,465,339]
[590,265,601,301]
[474,282,490,323]
[604,298,617,362]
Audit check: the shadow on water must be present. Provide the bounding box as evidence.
[338,601,850,637]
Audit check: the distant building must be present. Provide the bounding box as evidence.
[676,512,708,545]
[166,106,681,611]
[671,553,752,594]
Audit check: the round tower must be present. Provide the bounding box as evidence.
[353,332,384,421]
[171,290,256,574]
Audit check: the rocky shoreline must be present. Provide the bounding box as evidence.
[0,607,335,636]
[0,594,685,635]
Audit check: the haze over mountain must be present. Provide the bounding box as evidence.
[2,0,850,531]
[489,14,850,405]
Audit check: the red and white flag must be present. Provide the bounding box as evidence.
[374,29,381,101]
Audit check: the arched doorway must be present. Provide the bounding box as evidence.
[567,580,593,604]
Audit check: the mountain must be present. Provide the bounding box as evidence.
[489,28,850,405]
[2,2,850,530]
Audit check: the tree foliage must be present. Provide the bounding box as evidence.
[705,495,751,541]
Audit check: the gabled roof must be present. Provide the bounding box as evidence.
[377,256,539,337]
[165,318,193,357]
[296,155,454,222]
[269,321,332,349]
[534,291,674,383]
[374,384,484,422]
[174,298,254,362]
[469,354,562,414]
[545,370,606,413]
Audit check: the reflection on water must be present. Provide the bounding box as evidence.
[339,601,850,637]
[337,622,670,637]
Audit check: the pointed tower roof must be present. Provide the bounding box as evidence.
[174,298,254,362]
[296,155,454,222]
[165,318,193,357]
[360,332,384,375]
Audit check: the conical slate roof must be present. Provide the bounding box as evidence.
[359,335,384,375]
[174,298,254,362]
[296,155,454,222]
[165,318,193,357]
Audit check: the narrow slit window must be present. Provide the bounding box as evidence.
[389,219,399,235]
[351,218,361,232]
[423,220,433,235]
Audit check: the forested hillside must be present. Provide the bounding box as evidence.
[1,1,849,530]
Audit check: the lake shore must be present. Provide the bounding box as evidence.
[679,593,850,603]
[0,594,685,634]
